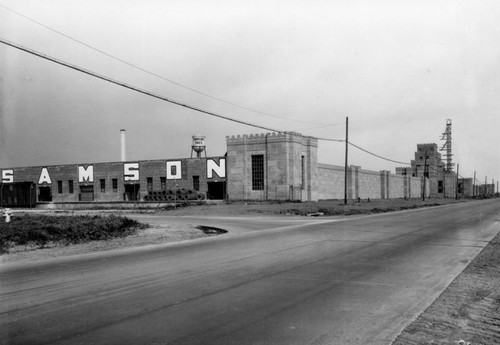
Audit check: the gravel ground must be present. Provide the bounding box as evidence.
[392,230,500,345]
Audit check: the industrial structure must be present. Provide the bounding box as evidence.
[0,122,495,207]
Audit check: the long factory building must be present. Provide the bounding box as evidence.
[0,131,477,208]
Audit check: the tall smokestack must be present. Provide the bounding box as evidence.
[120,129,126,162]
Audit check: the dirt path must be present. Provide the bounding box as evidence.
[392,230,500,345]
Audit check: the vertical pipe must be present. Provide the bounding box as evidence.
[344,116,348,205]
[120,129,126,162]
[456,164,459,200]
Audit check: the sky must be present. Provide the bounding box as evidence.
[0,0,499,182]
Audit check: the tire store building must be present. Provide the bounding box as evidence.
[0,131,466,208]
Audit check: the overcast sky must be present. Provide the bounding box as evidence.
[1,0,499,181]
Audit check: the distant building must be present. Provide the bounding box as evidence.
[477,183,495,197]
[395,143,473,198]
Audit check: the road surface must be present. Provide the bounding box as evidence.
[1,199,499,345]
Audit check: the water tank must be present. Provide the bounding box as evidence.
[192,134,205,157]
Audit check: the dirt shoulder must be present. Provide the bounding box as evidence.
[155,197,469,216]
[0,222,213,265]
[392,229,500,345]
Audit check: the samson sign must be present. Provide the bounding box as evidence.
[0,158,226,184]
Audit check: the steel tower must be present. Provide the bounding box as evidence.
[440,119,454,173]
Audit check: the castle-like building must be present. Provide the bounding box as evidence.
[0,132,480,208]
[396,143,473,198]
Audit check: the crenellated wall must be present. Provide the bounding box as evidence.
[226,132,318,201]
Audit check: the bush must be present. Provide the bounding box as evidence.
[0,214,147,254]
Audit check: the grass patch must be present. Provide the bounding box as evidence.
[0,214,148,254]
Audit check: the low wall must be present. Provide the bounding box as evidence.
[317,164,428,200]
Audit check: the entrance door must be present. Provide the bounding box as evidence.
[207,182,225,200]
[38,186,52,202]
[124,184,140,201]
[79,185,94,201]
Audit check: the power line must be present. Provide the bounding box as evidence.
[0,3,335,127]
[1,37,346,144]
[348,142,409,165]
[1,39,432,164]
[0,38,282,132]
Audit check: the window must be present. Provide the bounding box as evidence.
[438,180,443,193]
[68,180,74,194]
[57,181,63,194]
[112,179,118,192]
[100,179,106,193]
[80,185,94,193]
[251,155,264,190]
[193,176,200,191]
[147,177,153,192]
[160,177,166,191]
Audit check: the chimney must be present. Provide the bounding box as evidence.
[120,129,126,162]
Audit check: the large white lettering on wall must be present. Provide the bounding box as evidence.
[207,158,226,179]
[38,168,52,184]
[1,170,13,183]
[124,163,139,181]
[78,165,94,183]
[166,161,182,180]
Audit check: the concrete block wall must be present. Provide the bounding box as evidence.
[317,164,428,200]
[226,132,317,201]
[358,168,383,199]
[317,164,344,200]
[427,173,456,198]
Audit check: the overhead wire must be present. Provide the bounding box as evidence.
[0,38,429,163]
[2,5,495,180]
[0,3,335,127]
[0,38,289,133]
[347,142,409,165]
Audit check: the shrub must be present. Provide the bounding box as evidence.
[0,214,147,254]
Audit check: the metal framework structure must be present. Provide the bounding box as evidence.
[440,119,454,173]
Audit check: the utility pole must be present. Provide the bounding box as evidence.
[473,171,476,198]
[456,163,459,200]
[422,152,427,201]
[344,116,349,205]
[484,176,487,197]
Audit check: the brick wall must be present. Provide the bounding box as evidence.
[0,157,226,204]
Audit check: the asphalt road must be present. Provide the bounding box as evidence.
[1,199,499,345]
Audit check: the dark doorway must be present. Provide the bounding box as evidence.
[0,183,36,207]
[38,186,52,202]
[207,182,225,200]
[124,184,140,201]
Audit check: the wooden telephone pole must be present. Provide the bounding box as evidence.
[344,116,349,205]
